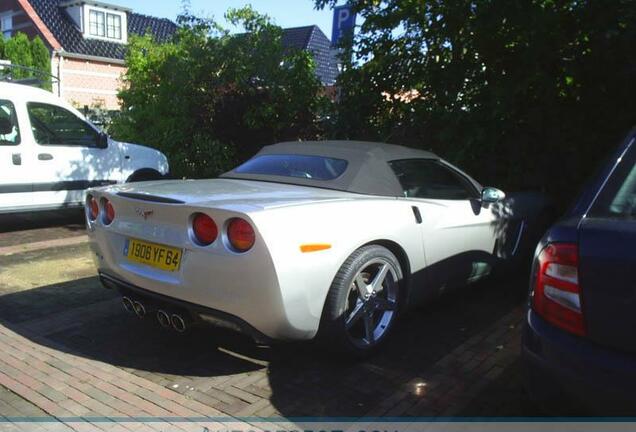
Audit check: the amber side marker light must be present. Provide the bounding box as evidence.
[300,243,332,253]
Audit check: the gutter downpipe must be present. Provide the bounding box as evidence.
[53,49,63,97]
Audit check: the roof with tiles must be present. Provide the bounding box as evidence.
[25,1,339,84]
[27,0,177,60]
[281,25,340,85]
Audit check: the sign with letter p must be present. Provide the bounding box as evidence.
[331,4,356,47]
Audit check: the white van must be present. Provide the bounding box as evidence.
[0,82,169,214]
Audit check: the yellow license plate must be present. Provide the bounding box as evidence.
[124,238,182,272]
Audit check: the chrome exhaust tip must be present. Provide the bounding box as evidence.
[170,314,187,333]
[133,301,146,318]
[122,296,134,314]
[156,310,171,328]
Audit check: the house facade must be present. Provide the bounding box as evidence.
[0,1,339,110]
[0,0,177,110]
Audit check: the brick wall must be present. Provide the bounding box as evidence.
[53,56,126,110]
[5,0,125,111]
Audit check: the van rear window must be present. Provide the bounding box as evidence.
[0,100,20,146]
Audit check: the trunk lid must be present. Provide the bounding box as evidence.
[578,135,636,352]
[579,219,636,352]
[107,178,357,210]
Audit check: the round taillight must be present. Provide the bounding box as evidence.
[192,213,218,245]
[227,218,255,252]
[102,199,115,225]
[88,195,99,221]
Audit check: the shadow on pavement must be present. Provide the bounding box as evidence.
[0,209,85,234]
[0,272,536,417]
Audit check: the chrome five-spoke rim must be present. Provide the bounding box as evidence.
[345,258,399,348]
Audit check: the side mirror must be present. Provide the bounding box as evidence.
[97,132,109,149]
[0,117,13,135]
[481,187,506,203]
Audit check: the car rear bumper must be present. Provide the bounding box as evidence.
[100,272,273,344]
[88,213,322,341]
[522,309,636,415]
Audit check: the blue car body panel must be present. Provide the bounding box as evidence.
[523,309,636,413]
[522,129,636,414]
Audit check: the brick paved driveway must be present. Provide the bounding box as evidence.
[0,218,556,430]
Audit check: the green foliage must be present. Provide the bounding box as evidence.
[317,0,636,205]
[110,6,328,179]
[1,33,51,88]
[30,36,51,89]
[4,33,33,79]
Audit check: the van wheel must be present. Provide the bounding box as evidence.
[126,169,163,182]
[319,245,402,358]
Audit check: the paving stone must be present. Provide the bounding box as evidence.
[0,235,534,422]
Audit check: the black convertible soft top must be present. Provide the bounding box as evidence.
[222,140,464,196]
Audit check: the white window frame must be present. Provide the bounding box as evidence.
[0,12,13,39]
[83,6,127,44]
[105,13,121,39]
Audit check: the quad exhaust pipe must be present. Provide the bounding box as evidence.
[156,310,171,329]
[133,301,146,318]
[157,309,188,333]
[122,296,147,318]
[170,314,187,333]
[123,296,188,333]
[122,296,134,314]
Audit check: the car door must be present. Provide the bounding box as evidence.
[391,159,498,293]
[25,101,121,208]
[578,134,636,352]
[0,98,32,212]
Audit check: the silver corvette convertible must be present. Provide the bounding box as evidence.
[87,141,546,355]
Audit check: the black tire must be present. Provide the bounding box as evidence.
[318,244,403,358]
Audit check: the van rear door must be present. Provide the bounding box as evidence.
[0,98,32,212]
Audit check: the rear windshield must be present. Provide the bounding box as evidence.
[589,139,636,219]
[234,154,348,181]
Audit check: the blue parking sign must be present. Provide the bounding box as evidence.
[331,5,356,47]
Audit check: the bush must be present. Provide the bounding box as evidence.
[1,33,51,87]
[317,0,636,208]
[30,36,51,89]
[110,6,329,179]
[4,33,32,79]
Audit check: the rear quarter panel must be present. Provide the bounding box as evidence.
[250,197,427,333]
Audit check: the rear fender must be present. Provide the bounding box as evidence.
[250,198,426,334]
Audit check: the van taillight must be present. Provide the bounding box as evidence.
[532,243,586,336]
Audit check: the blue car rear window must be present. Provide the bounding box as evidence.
[590,141,636,219]
[234,154,348,181]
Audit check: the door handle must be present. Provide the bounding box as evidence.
[38,153,53,161]
[11,153,21,165]
[411,206,422,224]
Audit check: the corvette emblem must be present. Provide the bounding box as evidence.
[135,208,154,220]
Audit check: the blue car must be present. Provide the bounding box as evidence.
[522,129,636,415]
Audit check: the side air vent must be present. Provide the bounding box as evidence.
[116,192,185,204]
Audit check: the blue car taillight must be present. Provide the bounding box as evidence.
[532,243,586,337]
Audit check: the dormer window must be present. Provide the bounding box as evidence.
[61,1,128,43]
[89,9,121,39]
[88,9,105,37]
[106,13,121,39]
